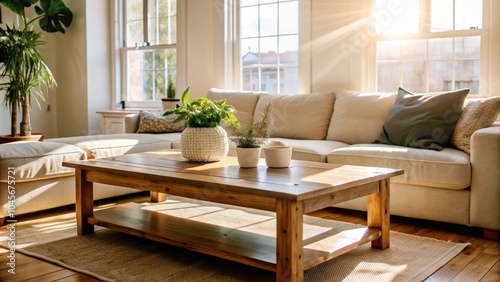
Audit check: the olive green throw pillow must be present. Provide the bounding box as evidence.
[375,87,469,151]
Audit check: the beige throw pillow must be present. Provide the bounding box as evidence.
[451,96,500,154]
[136,110,186,133]
[326,90,397,144]
[253,91,336,140]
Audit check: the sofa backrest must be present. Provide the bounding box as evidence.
[207,88,262,131]
[254,91,336,140]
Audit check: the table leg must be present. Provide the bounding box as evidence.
[150,192,168,202]
[76,169,94,236]
[276,199,304,282]
[367,179,390,249]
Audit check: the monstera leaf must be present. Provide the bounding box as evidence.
[0,0,37,16]
[35,0,73,33]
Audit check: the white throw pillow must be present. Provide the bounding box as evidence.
[327,90,397,144]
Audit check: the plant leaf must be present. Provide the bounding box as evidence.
[36,0,73,33]
[0,0,37,16]
[181,87,190,105]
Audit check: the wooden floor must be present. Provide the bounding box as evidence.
[0,193,498,282]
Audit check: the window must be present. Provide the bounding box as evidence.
[238,0,298,94]
[375,0,483,95]
[120,0,177,107]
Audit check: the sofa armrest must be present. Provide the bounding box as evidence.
[470,123,500,230]
[124,114,139,133]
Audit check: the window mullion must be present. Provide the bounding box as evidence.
[143,0,149,43]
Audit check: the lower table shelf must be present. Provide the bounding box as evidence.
[87,202,382,272]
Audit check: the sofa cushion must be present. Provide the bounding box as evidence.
[136,110,186,133]
[267,138,350,162]
[0,141,87,182]
[47,134,173,159]
[254,92,336,140]
[327,144,471,190]
[327,90,397,144]
[451,96,500,154]
[207,88,262,131]
[376,87,469,151]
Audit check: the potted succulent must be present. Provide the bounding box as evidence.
[0,0,73,143]
[164,87,239,162]
[228,102,272,168]
[161,78,180,110]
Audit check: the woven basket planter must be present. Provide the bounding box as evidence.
[180,126,229,162]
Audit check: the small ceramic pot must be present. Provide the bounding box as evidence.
[236,147,261,168]
[263,146,292,168]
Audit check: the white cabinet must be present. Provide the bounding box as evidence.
[96,110,139,134]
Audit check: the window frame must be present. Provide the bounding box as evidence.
[112,0,185,109]
[228,0,311,94]
[372,0,490,97]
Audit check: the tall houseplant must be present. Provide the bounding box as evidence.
[0,0,73,139]
[164,87,239,162]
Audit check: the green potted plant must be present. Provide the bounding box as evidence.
[164,87,239,162]
[228,102,272,167]
[0,0,72,143]
[161,78,180,110]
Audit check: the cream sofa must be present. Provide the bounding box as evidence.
[1,88,499,240]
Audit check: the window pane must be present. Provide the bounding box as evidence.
[429,38,453,60]
[281,66,298,94]
[279,1,298,35]
[241,38,259,62]
[431,0,453,32]
[455,36,480,59]
[260,4,278,37]
[240,6,259,38]
[377,62,400,92]
[242,67,259,91]
[126,0,144,46]
[455,60,480,94]
[126,49,176,101]
[261,66,278,93]
[455,0,482,30]
[279,35,298,57]
[374,0,419,35]
[429,61,454,92]
[402,40,426,61]
[402,62,427,92]
[377,41,400,60]
[260,36,278,57]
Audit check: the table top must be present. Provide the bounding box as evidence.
[63,150,403,202]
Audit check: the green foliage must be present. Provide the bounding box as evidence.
[163,87,240,128]
[0,0,73,136]
[229,102,273,148]
[166,78,176,99]
[0,0,72,33]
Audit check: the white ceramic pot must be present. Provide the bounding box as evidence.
[181,126,229,162]
[236,147,261,168]
[161,98,180,110]
[263,146,292,168]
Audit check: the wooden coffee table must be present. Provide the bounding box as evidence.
[63,150,403,282]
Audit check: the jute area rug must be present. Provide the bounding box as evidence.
[1,196,468,282]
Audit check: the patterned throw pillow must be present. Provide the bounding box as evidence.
[136,110,186,133]
[451,96,500,154]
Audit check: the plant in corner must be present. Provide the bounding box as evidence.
[0,0,73,141]
[228,102,273,167]
[164,87,240,162]
[161,77,179,110]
